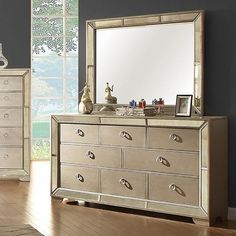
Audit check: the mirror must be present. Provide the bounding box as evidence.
[86,11,204,115]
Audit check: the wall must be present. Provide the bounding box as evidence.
[79,0,236,207]
[0,0,31,68]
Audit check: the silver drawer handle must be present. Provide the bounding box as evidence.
[169,133,178,141]
[119,178,126,185]
[3,133,8,138]
[3,113,9,119]
[75,174,84,182]
[169,183,177,191]
[119,131,132,140]
[86,151,95,159]
[3,80,8,85]
[77,129,84,137]
[119,178,133,190]
[157,156,164,163]
[3,96,9,101]
[0,154,8,159]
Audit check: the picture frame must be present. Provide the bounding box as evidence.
[175,95,193,117]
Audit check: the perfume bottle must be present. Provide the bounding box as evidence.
[0,43,8,69]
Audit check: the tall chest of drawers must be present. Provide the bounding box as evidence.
[0,69,31,181]
[51,114,228,226]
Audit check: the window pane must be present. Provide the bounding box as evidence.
[66,37,78,56]
[32,121,50,138]
[66,57,78,78]
[66,79,78,97]
[66,0,79,16]
[33,0,63,16]
[32,17,63,36]
[32,37,63,56]
[66,18,78,37]
[65,98,78,112]
[32,139,50,160]
[32,57,63,78]
[32,78,63,97]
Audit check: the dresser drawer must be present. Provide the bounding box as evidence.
[61,165,99,192]
[147,127,199,151]
[0,148,22,168]
[100,126,145,147]
[101,169,146,199]
[0,128,22,145]
[124,148,198,176]
[0,109,22,127]
[0,77,22,91]
[149,174,199,206]
[0,93,23,107]
[60,124,99,144]
[61,144,121,168]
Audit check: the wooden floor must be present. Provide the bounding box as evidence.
[0,161,236,236]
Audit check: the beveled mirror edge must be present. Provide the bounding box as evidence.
[86,10,204,116]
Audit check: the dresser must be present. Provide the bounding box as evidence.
[0,69,31,181]
[51,114,228,226]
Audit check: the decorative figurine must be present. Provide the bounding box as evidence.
[129,99,137,108]
[100,82,117,111]
[0,43,8,69]
[79,82,93,114]
[156,98,164,113]
[138,99,146,108]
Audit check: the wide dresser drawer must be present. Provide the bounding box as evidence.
[60,124,99,144]
[147,127,199,151]
[0,93,23,107]
[100,126,145,147]
[0,77,22,91]
[60,144,121,168]
[149,174,199,206]
[101,169,146,199]
[61,165,99,192]
[0,148,22,168]
[123,148,198,176]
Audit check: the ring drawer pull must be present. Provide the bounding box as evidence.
[119,178,133,190]
[169,183,186,197]
[86,151,95,159]
[169,134,178,141]
[75,174,84,182]
[156,156,170,167]
[3,113,9,119]
[3,96,9,101]
[3,80,8,85]
[3,133,8,138]
[77,129,84,137]
[169,183,177,191]
[119,131,132,140]
[0,154,8,159]
[119,178,126,185]
[158,156,164,163]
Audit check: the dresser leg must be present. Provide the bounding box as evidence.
[62,198,86,206]
[19,176,30,182]
[192,218,210,226]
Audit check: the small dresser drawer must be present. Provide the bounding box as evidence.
[0,128,22,145]
[60,124,99,144]
[101,169,146,199]
[0,109,22,127]
[61,144,121,168]
[149,174,199,206]
[61,165,99,192]
[0,93,23,107]
[124,148,198,176]
[0,148,22,168]
[100,126,145,147]
[147,127,199,151]
[0,77,22,91]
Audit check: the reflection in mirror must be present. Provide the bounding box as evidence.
[86,11,204,115]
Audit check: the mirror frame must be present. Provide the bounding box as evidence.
[86,10,204,115]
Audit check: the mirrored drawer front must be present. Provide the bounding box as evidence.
[101,169,146,199]
[60,124,99,144]
[61,144,121,168]
[147,128,199,151]
[100,126,145,147]
[0,77,22,91]
[0,109,22,127]
[149,174,199,206]
[124,148,198,176]
[61,165,99,193]
[0,93,23,107]
[0,148,22,168]
[0,128,22,145]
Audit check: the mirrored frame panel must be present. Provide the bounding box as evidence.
[86,10,204,115]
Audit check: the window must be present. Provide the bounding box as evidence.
[32,0,79,159]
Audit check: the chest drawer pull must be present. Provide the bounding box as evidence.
[77,129,84,137]
[3,96,9,101]
[169,183,177,191]
[3,132,8,138]
[119,178,133,190]
[3,80,8,85]
[3,113,9,119]
[0,154,9,159]
[86,151,95,159]
[169,133,182,143]
[156,156,170,167]
[75,173,84,182]
[169,183,186,197]
[119,131,132,140]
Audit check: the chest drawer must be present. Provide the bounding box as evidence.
[0,77,22,91]
[60,124,99,144]
[0,128,22,145]
[0,109,22,127]
[100,126,145,147]
[0,148,22,168]
[147,127,199,151]
[60,144,121,168]
[61,165,99,193]
[124,148,198,176]
[0,93,23,107]
[101,169,146,199]
[149,174,199,206]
